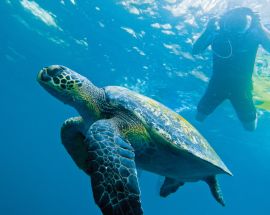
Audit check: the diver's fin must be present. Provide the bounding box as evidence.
[160,177,184,197]
[205,176,225,206]
[256,101,270,111]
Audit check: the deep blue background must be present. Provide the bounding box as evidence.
[1,0,270,214]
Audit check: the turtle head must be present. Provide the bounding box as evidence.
[37,65,104,120]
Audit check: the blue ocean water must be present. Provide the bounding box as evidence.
[1,0,270,214]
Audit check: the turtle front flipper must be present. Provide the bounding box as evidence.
[85,119,143,215]
[61,116,89,171]
[160,177,184,197]
[205,176,225,206]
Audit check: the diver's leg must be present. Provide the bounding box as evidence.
[197,80,226,122]
[230,89,257,131]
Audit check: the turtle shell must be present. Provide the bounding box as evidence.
[105,86,232,175]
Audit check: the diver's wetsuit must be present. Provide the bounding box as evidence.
[198,30,259,123]
[194,10,270,125]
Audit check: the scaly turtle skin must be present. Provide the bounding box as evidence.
[37,65,232,215]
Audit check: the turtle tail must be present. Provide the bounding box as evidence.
[205,176,225,206]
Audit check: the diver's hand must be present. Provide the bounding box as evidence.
[250,13,266,36]
[205,17,219,33]
[252,12,261,25]
[251,12,263,31]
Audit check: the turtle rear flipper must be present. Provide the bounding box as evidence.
[205,176,225,206]
[85,119,143,215]
[159,177,184,197]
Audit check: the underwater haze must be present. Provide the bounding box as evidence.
[1,0,270,214]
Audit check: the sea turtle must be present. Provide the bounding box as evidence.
[37,65,232,215]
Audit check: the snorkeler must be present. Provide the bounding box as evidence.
[192,7,270,131]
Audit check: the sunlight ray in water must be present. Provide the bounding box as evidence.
[20,0,60,30]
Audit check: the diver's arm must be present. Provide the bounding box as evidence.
[192,30,213,55]
[192,18,218,55]
[259,24,270,52]
[251,14,270,52]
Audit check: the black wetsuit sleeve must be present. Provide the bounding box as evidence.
[192,28,214,55]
